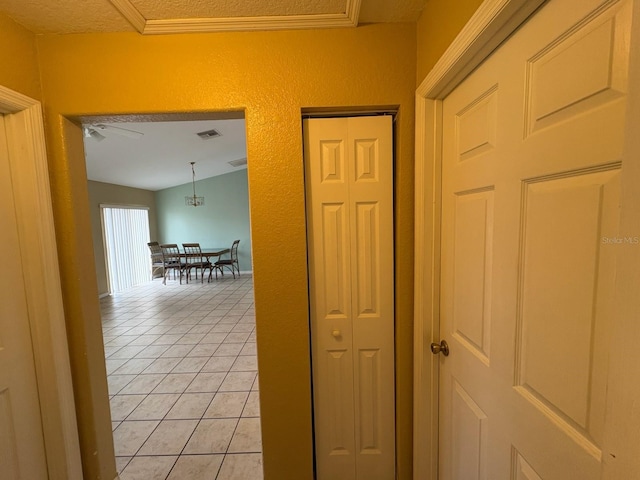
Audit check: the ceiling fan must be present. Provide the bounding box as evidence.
[83,123,144,141]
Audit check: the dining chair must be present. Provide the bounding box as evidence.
[159,244,186,285]
[214,239,240,279]
[147,241,164,280]
[182,243,213,283]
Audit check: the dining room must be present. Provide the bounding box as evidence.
[83,115,262,479]
[84,116,252,297]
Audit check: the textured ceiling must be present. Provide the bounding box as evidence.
[133,0,346,20]
[2,0,427,189]
[83,119,247,191]
[0,0,427,34]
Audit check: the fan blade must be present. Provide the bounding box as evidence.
[83,127,105,141]
[92,124,144,139]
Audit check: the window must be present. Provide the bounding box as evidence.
[101,206,151,293]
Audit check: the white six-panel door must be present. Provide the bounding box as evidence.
[0,114,49,478]
[438,0,631,478]
[304,116,395,480]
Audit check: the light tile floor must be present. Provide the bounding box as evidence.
[100,274,263,480]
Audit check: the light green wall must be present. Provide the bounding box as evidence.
[155,169,252,271]
[87,180,158,295]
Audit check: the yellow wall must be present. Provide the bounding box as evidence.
[416,0,484,83]
[36,24,416,480]
[0,12,41,99]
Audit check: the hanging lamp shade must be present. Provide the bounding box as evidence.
[185,161,205,207]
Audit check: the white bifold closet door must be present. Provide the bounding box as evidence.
[304,115,395,480]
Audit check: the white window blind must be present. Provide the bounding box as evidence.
[102,206,151,294]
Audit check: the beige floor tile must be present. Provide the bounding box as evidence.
[112,420,159,456]
[239,343,257,356]
[228,418,262,453]
[201,332,229,343]
[242,392,261,418]
[152,373,197,394]
[217,453,263,480]
[120,455,177,480]
[106,358,128,375]
[161,344,195,357]
[138,419,198,455]
[143,357,181,374]
[231,355,257,372]
[214,344,243,356]
[183,418,238,454]
[176,333,206,344]
[166,393,214,419]
[224,332,251,343]
[202,356,235,372]
[172,356,209,373]
[134,344,170,358]
[166,454,224,480]
[115,456,131,474]
[119,374,166,395]
[219,371,257,392]
[110,395,146,421]
[153,333,184,345]
[110,345,147,359]
[113,358,155,375]
[186,372,227,393]
[187,343,220,357]
[128,394,180,420]
[107,374,136,395]
[204,392,248,419]
[103,276,263,473]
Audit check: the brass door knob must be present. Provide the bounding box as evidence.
[430,340,449,356]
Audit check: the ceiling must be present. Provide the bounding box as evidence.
[2,0,427,191]
[83,118,247,191]
[0,0,427,35]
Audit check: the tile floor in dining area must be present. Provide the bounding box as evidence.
[101,273,262,480]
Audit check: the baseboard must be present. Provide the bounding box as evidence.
[239,270,253,275]
[98,292,110,299]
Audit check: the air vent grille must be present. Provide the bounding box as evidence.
[196,128,221,139]
[228,158,248,167]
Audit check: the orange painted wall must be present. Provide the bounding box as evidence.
[0,12,41,99]
[36,24,417,480]
[416,0,485,83]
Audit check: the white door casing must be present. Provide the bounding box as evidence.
[0,85,82,479]
[414,0,640,478]
[305,116,395,480]
[0,113,48,479]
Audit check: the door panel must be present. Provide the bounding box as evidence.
[0,115,48,478]
[305,116,395,479]
[439,0,631,478]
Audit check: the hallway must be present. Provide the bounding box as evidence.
[101,274,262,479]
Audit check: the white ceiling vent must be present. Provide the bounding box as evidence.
[196,128,221,139]
[228,158,248,167]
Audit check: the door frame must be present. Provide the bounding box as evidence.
[412,1,547,478]
[0,84,83,478]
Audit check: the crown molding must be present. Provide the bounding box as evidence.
[109,0,361,35]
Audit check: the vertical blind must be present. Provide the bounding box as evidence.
[102,206,150,294]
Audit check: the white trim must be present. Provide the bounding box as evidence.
[412,1,547,478]
[0,84,83,478]
[109,0,361,34]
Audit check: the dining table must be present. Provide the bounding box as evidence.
[199,247,230,262]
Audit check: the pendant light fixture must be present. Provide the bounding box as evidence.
[185,161,205,207]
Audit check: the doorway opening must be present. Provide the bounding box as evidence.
[80,112,262,479]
